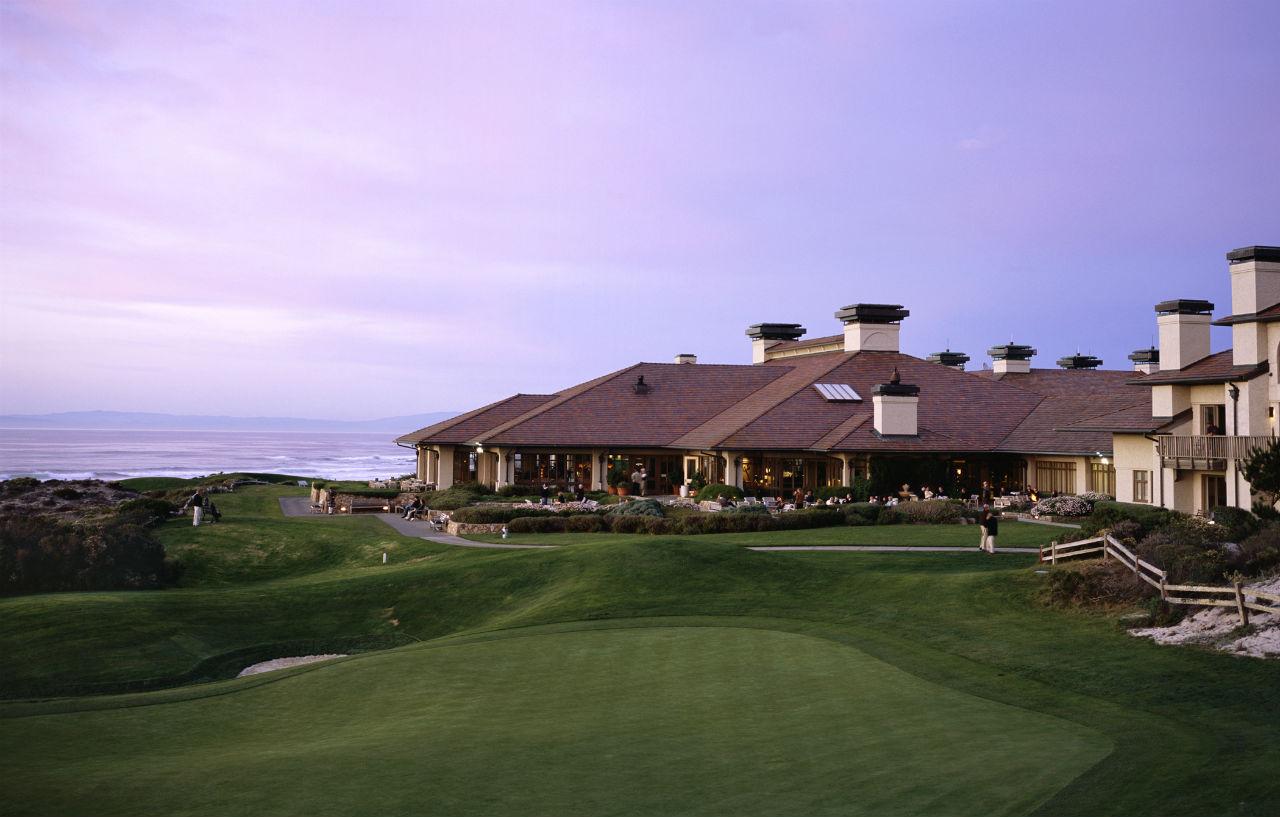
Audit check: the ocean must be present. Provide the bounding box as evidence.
[0,428,416,482]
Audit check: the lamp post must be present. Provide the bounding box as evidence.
[1228,382,1241,507]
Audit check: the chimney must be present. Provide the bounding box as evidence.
[1128,347,1159,375]
[1056,353,1103,370]
[745,323,805,364]
[1155,299,1213,371]
[835,304,909,353]
[988,343,1036,375]
[872,367,920,436]
[926,350,970,371]
[1227,246,1280,366]
[673,353,697,364]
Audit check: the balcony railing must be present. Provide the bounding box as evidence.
[1156,434,1276,467]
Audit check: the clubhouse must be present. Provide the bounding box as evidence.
[397,244,1279,515]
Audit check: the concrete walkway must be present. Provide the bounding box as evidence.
[276,496,553,549]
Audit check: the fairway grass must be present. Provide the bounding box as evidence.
[0,626,1110,817]
[3,487,1278,816]
[464,520,1067,549]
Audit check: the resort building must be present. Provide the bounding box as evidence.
[397,244,1277,514]
[1100,246,1280,515]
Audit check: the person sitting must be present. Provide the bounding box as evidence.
[575,483,586,502]
[923,486,935,500]
[803,489,815,506]
[825,496,837,506]
[402,497,422,520]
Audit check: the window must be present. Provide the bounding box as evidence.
[1089,462,1115,496]
[1202,475,1227,512]
[1035,461,1077,495]
[1199,404,1226,436]
[1133,470,1150,504]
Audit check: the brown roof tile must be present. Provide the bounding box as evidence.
[395,394,556,445]
[484,363,789,448]
[1132,350,1268,385]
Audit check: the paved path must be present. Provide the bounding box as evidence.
[748,545,1040,554]
[277,496,553,549]
[278,497,1040,554]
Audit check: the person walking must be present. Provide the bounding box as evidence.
[982,507,999,554]
[978,505,991,552]
[540,483,551,506]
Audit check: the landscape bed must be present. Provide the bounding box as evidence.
[2,485,1278,817]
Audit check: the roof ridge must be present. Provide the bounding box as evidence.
[394,394,525,444]
[466,363,645,444]
[670,353,852,450]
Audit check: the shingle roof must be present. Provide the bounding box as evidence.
[1214,302,1280,326]
[401,353,1150,456]
[483,363,788,448]
[765,333,843,354]
[395,394,557,445]
[1131,350,1268,385]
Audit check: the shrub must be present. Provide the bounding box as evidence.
[0,515,172,595]
[1041,561,1153,609]
[726,503,770,515]
[564,514,606,533]
[775,509,844,530]
[695,484,744,502]
[1081,501,1178,540]
[895,500,963,525]
[1136,517,1231,584]
[420,485,490,510]
[497,484,537,498]
[506,516,567,534]
[114,498,176,527]
[1,477,40,495]
[1209,506,1262,542]
[451,506,556,524]
[843,503,882,525]
[606,498,665,517]
[52,487,81,500]
[1078,491,1114,503]
[876,506,902,525]
[1232,525,1280,578]
[1032,495,1093,517]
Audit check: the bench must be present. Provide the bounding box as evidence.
[343,500,390,514]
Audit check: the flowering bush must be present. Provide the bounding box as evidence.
[1032,495,1094,517]
[1079,491,1114,503]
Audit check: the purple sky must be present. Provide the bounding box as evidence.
[2,1,1278,420]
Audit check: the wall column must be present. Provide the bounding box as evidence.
[722,452,744,489]
[416,446,429,482]
[495,448,511,490]
[591,450,606,491]
[840,455,853,487]
[436,447,455,490]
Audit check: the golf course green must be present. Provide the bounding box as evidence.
[2,486,1277,816]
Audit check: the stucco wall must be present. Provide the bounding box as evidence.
[1112,434,1157,504]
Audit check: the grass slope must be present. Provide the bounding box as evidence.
[2,487,1277,816]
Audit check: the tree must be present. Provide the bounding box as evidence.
[1240,439,1280,518]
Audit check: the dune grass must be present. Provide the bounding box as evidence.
[2,486,1277,816]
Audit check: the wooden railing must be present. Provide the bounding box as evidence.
[1155,434,1275,463]
[1040,535,1280,625]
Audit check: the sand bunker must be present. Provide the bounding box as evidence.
[237,654,347,677]
[1131,576,1279,659]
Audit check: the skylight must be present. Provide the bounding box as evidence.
[814,383,862,402]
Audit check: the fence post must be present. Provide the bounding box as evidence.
[1233,582,1250,627]
[1051,542,1058,566]
[1160,577,1167,600]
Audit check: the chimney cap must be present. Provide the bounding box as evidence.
[1154,299,1214,315]
[926,350,970,367]
[873,382,921,397]
[987,343,1037,361]
[745,323,805,341]
[673,353,697,364]
[1226,245,1280,264]
[834,304,909,325]
[1056,353,1103,370]
[1128,347,1159,364]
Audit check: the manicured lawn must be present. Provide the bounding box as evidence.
[464,520,1068,549]
[0,627,1109,817]
[2,486,1277,816]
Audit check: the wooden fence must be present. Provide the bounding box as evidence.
[1040,535,1280,626]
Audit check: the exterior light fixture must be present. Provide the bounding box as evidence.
[476,444,485,454]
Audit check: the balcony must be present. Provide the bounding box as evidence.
[1156,434,1276,471]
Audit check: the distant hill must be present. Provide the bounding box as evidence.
[0,410,458,433]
